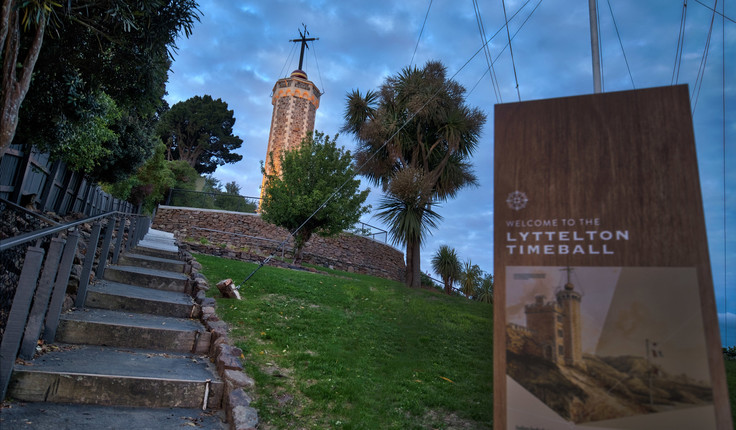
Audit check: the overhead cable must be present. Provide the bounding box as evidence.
[606,0,635,88]
[491,1,543,69]
[693,0,735,23]
[468,0,542,98]
[721,0,728,346]
[278,40,299,79]
[672,0,688,85]
[473,0,502,103]
[501,0,522,101]
[410,0,434,68]
[311,39,326,94]
[691,0,718,114]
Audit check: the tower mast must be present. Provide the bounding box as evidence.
[588,0,602,93]
[289,24,318,71]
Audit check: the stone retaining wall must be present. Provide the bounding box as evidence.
[152,206,405,282]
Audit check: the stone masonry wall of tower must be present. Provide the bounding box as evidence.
[260,71,320,198]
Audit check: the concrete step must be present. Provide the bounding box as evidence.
[0,402,226,429]
[117,252,186,273]
[56,309,210,354]
[132,239,180,260]
[103,265,191,294]
[86,280,200,319]
[8,345,223,409]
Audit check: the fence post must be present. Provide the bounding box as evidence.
[112,215,126,264]
[44,229,80,342]
[82,181,94,215]
[135,217,146,245]
[75,221,101,307]
[54,170,75,215]
[141,216,150,240]
[0,245,45,400]
[8,147,33,204]
[19,237,65,360]
[126,216,137,251]
[77,180,90,214]
[95,215,116,279]
[39,160,61,212]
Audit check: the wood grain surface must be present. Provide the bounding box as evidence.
[493,85,730,429]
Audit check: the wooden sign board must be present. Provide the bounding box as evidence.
[493,85,731,429]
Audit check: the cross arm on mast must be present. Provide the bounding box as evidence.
[289,24,319,71]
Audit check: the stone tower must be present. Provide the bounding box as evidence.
[556,280,583,367]
[261,28,321,199]
[525,295,566,365]
[261,70,321,183]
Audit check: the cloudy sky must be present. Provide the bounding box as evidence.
[164,0,734,343]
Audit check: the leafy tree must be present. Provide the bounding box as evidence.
[475,273,494,304]
[5,0,200,167]
[215,181,257,213]
[158,95,243,174]
[167,161,209,208]
[459,260,482,299]
[106,142,175,214]
[431,245,461,295]
[260,131,370,262]
[342,60,485,288]
[224,181,240,195]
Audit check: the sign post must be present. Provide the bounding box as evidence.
[493,85,731,429]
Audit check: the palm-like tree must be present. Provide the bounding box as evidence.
[459,260,482,299]
[475,273,494,304]
[342,61,485,288]
[431,245,461,295]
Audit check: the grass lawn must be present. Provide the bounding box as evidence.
[727,360,736,426]
[195,254,493,429]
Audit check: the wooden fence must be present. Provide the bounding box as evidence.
[0,143,135,216]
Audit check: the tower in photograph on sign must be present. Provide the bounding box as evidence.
[523,275,583,368]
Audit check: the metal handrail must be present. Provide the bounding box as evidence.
[353,220,388,243]
[0,210,144,252]
[0,197,59,227]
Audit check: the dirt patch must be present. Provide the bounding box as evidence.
[421,409,491,430]
[263,364,291,378]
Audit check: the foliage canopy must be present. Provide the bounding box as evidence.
[158,95,243,174]
[14,0,200,182]
[260,131,370,262]
[342,60,485,288]
[431,245,461,295]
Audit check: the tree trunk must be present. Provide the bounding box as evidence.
[404,238,421,288]
[292,229,312,264]
[405,242,413,287]
[444,279,452,295]
[0,11,46,150]
[410,240,421,288]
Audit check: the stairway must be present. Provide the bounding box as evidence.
[1,229,226,429]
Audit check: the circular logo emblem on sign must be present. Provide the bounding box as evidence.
[506,190,528,211]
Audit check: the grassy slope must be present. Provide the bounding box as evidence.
[195,254,493,430]
[727,360,736,427]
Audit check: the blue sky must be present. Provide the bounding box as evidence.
[164,0,735,344]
